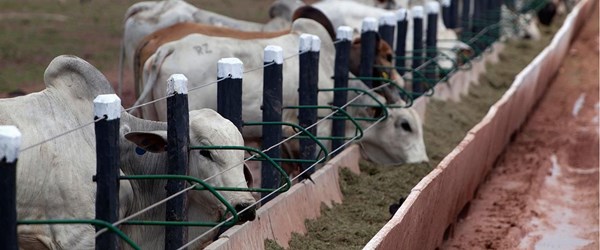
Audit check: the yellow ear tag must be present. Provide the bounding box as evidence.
[381,71,389,79]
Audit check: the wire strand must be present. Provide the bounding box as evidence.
[19,116,106,153]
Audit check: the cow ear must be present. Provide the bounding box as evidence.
[124,131,168,153]
[368,106,385,118]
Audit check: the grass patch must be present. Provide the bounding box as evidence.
[0,0,273,93]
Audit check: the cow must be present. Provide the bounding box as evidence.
[120,0,291,93]
[137,18,429,168]
[269,0,473,72]
[131,7,403,109]
[2,55,256,249]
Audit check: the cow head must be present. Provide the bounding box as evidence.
[501,5,542,40]
[359,101,428,165]
[124,109,257,226]
[350,37,405,104]
[345,80,428,165]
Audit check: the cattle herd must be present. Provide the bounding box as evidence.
[0,0,568,249]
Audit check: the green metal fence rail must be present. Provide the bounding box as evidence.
[17,219,141,250]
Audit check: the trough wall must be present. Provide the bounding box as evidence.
[364,0,597,249]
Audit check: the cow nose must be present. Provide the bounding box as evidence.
[235,203,256,222]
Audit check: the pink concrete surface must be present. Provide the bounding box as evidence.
[364,1,594,249]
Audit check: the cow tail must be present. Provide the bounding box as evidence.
[129,47,174,115]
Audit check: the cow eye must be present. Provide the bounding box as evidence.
[386,54,393,62]
[199,150,213,160]
[398,120,412,132]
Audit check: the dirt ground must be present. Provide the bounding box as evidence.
[441,5,599,250]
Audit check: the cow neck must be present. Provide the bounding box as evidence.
[119,114,172,236]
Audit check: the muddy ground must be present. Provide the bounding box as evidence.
[441,5,599,250]
[266,9,569,250]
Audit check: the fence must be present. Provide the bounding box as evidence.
[0,0,540,248]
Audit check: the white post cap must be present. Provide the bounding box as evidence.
[264,45,284,64]
[426,1,440,14]
[411,5,424,18]
[441,0,451,7]
[217,58,244,79]
[167,74,189,95]
[379,13,396,26]
[396,8,409,21]
[94,94,122,120]
[310,35,321,52]
[361,17,378,33]
[337,26,353,41]
[299,33,313,52]
[0,126,21,163]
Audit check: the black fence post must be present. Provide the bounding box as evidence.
[93,94,121,250]
[472,0,483,34]
[331,26,352,155]
[395,8,409,76]
[378,13,396,50]
[165,74,190,250]
[472,0,484,55]
[426,2,439,83]
[261,46,283,202]
[449,0,459,29]
[298,34,319,179]
[0,126,21,250]
[359,17,378,88]
[489,0,501,42]
[442,0,451,28]
[461,0,472,41]
[412,5,425,96]
[217,58,244,130]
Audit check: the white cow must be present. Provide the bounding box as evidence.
[138,18,429,165]
[121,0,290,86]
[2,55,255,249]
[270,0,472,71]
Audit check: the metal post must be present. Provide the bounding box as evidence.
[472,0,484,55]
[395,8,409,76]
[472,0,483,34]
[332,26,352,155]
[426,2,439,84]
[0,126,21,250]
[94,94,121,250]
[490,0,501,42]
[165,74,189,250]
[359,17,378,88]
[217,58,244,130]
[298,34,320,179]
[378,13,396,50]
[442,0,451,28]
[412,5,425,96]
[261,46,283,201]
[461,0,472,41]
[449,0,459,29]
